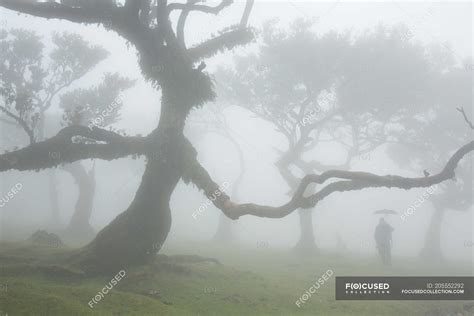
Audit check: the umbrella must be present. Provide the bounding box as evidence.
[373,209,397,215]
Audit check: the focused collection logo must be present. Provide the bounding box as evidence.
[344,282,390,295]
[336,277,474,300]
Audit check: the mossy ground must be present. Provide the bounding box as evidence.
[0,241,472,316]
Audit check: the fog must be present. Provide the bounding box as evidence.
[0,1,472,315]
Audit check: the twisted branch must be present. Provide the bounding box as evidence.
[0,125,148,171]
[185,141,474,219]
[0,105,35,144]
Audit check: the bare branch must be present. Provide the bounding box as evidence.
[456,107,474,130]
[168,0,233,14]
[186,141,474,219]
[240,0,254,28]
[176,0,198,49]
[0,126,148,172]
[170,0,240,51]
[0,105,35,144]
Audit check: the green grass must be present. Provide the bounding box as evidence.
[0,241,472,315]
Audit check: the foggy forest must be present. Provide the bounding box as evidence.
[0,0,472,315]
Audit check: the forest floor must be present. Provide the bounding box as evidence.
[0,240,473,316]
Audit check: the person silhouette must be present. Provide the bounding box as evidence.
[374,217,394,265]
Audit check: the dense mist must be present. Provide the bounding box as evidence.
[0,1,472,315]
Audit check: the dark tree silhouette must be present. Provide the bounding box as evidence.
[0,0,472,274]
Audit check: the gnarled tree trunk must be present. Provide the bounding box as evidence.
[73,156,177,273]
[71,93,192,274]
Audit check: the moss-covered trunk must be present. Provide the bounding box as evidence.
[71,89,194,274]
[75,153,179,273]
